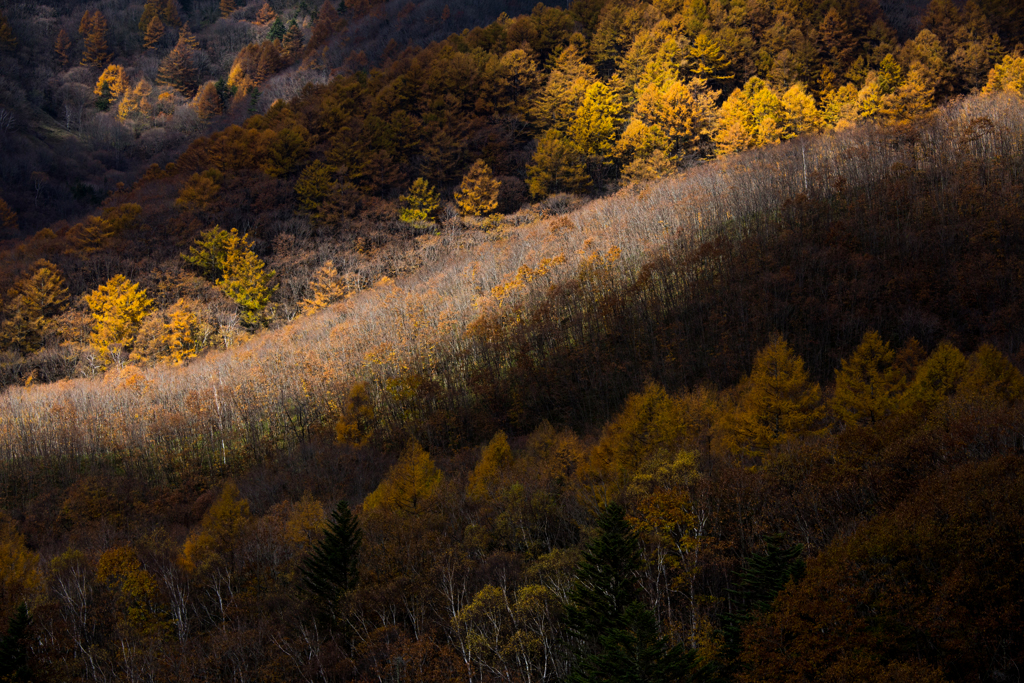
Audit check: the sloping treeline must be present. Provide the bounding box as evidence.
[3,0,1024,391]
[0,91,1022,493]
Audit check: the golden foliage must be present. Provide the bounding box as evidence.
[301,260,345,314]
[832,330,906,428]
[466,431,514,503]
[363,440,443,515]
[84,274,155,367]
[455,159,501,216]
[180,481,251,573]
[717,335,825,458]
[398,177,440,223]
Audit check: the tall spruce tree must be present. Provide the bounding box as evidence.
[562,503,692,683]
[0,603,31,682]
[300,501,362,615]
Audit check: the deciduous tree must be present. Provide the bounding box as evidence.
[398,177,440,223]
[832,330,905,428]
[54,28,72,66]
[80,10,112,67]
[143,15,165,50]
[717,335,825,457]
[454,159,501,216]
[84,274,154,367]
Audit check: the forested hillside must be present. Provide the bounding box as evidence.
[0,0,1023,680]
[0,0,536,233]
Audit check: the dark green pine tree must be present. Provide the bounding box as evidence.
[0,603,32,682]
[299,501,362,615]
[563,503,693,683]
[267,16,286,41]
[721,534,804,645]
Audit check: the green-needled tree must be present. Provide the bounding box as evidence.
[563,503,693,683]
[300,501,362,616]
[0,602,31,682]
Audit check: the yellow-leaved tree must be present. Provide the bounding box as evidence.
[901,340,967,413]
[301,260,345,314]
[84,274,154,367]
[832,330,906,428]
[216,230,277,327]
[957,343,1024,405]
[362,440,443,515]
[175,169,222,213]
[398,177,440,223]
[717,335,825,458]
[335,382,376,446]
[466,431,515,504]
[180,481,251,574]
[0,513,42,620]
[294,160,336,217]
[0,197,18,235]
[183,226,277,327]
[96,545,169,637]
[1,260,69,353]
[455,159,501,217]
[94,64,129,111]
[982,54,1024,97]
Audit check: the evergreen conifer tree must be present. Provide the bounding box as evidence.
[268,16,286,41]
[300,501,362,615]
[562,503,693,683]
[0,603,31,682]
[719,535,804,661]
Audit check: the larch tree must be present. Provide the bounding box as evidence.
[527,128,591,198]
[398,177,440,223]
[454,159,501,216]
[219,0,237,17]
[300,260,345,314]
[193,80,223,119]
[0,260,69,354]
[688,31,733,83]
[54,28,72,66]
[465,431,514,504]
[255,2,278,26]
[157,25,199,97]
[84,274,155,367]
[143,16,165,50]
[568,80,624,166]
[294,160,336,216]
[281,20,304,58]
[80,10,112,67]
[902,340,967,412]
[0,10,16,50]
[118,79,152,126]
[94,64,129,111]
[832,330,906,428]
[362,440,443,515]
[718,335,825,458]
[982,53,1024,97]
[0,198,17,235]
[958,343,1024,405]
[215,229,278,327]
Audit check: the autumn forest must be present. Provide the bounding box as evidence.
[0,0,1023,680]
